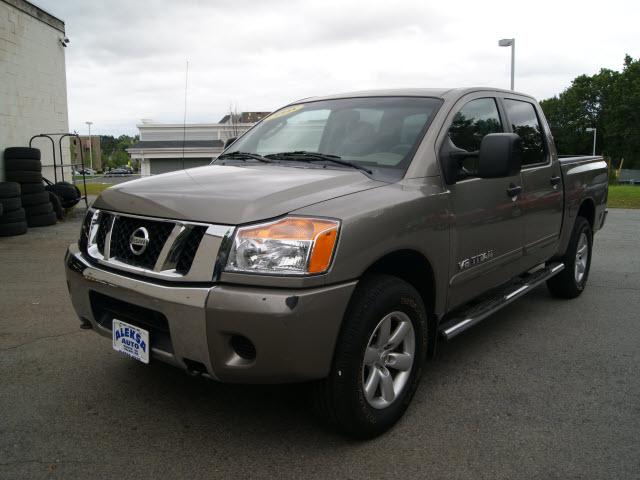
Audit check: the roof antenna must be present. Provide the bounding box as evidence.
[181,60,189,169]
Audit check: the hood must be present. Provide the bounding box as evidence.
[94,164,384,224]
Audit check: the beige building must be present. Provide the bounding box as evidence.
[128,113,269,176]
[70,135,102,171]
[0,0,70,181]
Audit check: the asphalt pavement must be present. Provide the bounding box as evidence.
[1,208,639,479]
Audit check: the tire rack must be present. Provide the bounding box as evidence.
[29,133,89,208]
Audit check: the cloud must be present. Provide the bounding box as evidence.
[33,0,640,135]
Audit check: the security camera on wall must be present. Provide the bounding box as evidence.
[59,37,70,47]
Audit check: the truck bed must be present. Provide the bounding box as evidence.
[557,155,608,256]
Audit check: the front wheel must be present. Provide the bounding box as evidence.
[547,216,593,298]
[311,274,428,438]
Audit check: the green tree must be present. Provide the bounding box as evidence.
[540,55,639,169]
[100,134,139,169]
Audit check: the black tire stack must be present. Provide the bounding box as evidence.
[0,182,28,236]
[4,147,57,228]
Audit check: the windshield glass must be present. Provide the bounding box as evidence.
[224,96,442,178]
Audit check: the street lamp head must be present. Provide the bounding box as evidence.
[499,38,514,47]
[85,121,93,126]
[586,127,595,132]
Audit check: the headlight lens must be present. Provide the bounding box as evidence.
[226,217,340,275]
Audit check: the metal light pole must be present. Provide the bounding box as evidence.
[85,121,93,170]
[498,38,515,90]
[586,127,597,156]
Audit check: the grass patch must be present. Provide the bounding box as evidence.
[608,185,640,209]
[78,182,112,195]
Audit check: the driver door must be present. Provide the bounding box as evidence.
[441,95,526,309]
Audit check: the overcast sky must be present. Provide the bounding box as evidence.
[34,0,639,136]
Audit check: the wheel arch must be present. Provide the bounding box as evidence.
[358,249,438,356]
[577,198,596,230]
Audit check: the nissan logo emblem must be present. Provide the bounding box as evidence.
[129,227,150,255]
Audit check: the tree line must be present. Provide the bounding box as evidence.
[100,135,139,170]
[540,55,640,169]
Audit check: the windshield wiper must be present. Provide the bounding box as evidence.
[217,151,272,163]
[266,151,373,175]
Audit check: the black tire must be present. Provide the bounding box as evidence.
[49,191,64,220]
[310,274,428,439]
[0,208,26,224]
[20,182,45,194]
[4,158,42,172]
[0,220,28,236]
[6,170,43,183]
[547,216,593,299]
[26,211,57,227]
[0,182,20,198]
[47,181,79,200]
[0,196,21,212]
[3,147,40,160]
[24,202,53,216]
[21,191,50,206]
[47,181,81,208]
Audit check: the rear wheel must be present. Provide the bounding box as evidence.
[547,216,592,298]
[311,274,428,438]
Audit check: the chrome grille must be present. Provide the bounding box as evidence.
[96,213,113,255]
[175,227,207,274]
[83,209,233,282]
[110,216,174,269]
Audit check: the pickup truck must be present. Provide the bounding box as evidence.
[65,88,608,438]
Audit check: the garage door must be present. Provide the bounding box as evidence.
[150,158,213,175]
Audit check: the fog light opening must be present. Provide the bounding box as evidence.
[230,335,256,361]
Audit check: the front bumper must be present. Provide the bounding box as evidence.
[65,244,357,383]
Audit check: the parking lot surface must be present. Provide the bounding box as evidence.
[1,208,639,479]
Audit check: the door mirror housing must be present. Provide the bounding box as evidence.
[224,137,237,149]
[477,133,522,178]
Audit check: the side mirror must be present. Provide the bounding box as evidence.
[477,133,522,178]
[224,137,237,149]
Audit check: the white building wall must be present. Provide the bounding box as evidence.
[0,0,70,181]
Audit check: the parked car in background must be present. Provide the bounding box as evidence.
[75,167,96,176]
[105,167,131,176]
[65,87,608,438]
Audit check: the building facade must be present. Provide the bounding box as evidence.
[0,0,70,181]
[70,135,101,171]
[127,113,269,176]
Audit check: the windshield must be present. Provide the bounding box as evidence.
[223,96,442,179]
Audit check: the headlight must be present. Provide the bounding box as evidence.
[226,217,340,275]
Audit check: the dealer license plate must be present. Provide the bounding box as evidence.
[112,319,150,364]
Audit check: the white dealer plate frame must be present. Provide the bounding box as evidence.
[112,319,150,364]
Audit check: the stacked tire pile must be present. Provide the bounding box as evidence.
[4,147,57,227]
[0,182,27,236]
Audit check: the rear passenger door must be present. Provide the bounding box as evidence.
[441,95,526,309]
[501,97,563,266]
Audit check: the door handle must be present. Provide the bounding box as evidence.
[550,176,561,189]
[506,184,522,198]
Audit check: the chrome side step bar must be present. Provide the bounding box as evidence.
[439,262,565,340]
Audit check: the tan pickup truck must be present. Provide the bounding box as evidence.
[66,88,608,437]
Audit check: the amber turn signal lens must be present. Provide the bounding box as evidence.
[308,227,338,273]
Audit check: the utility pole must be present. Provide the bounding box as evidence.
[586,127,597,156]
[498,38,515,90]
[85,121,93,170]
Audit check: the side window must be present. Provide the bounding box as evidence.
[448,98,502,152]
[503,99,546,166]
